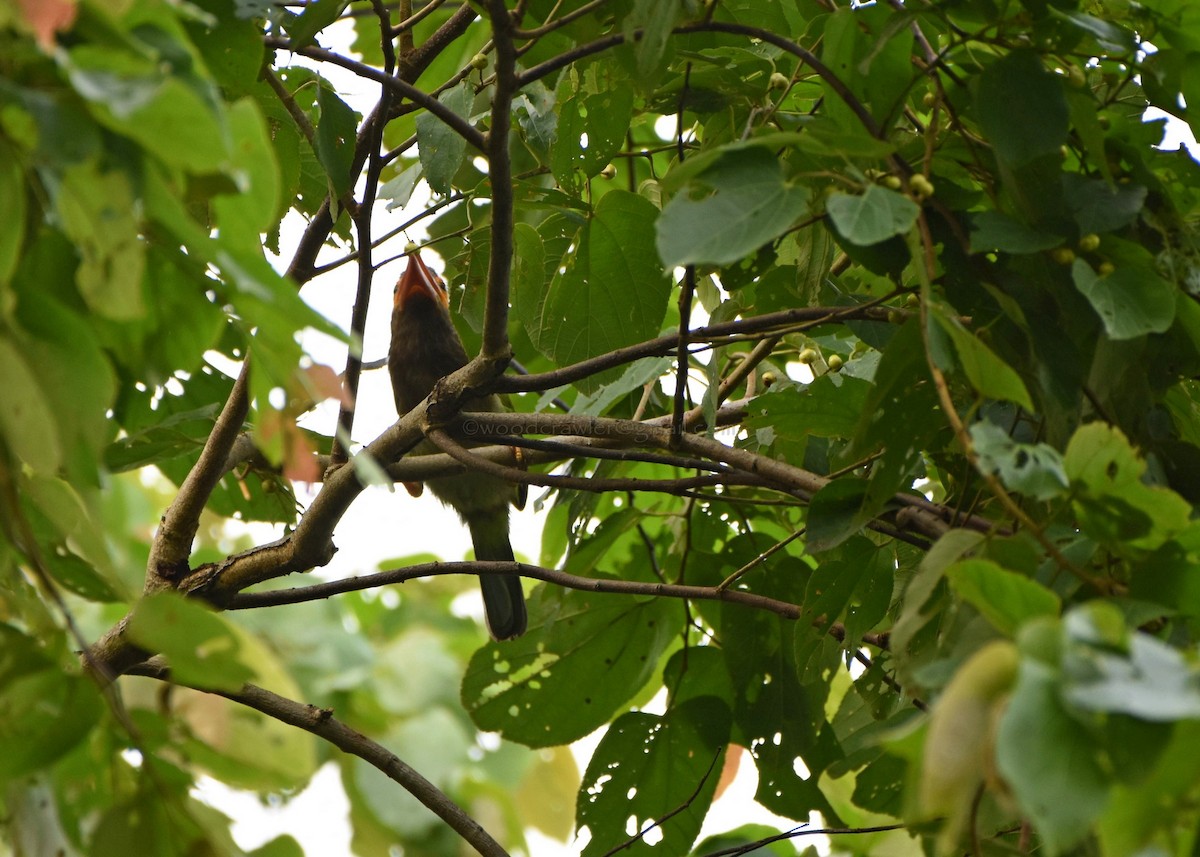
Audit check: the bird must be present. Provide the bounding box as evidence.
[387,251,528,640]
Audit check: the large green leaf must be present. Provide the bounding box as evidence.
[997,658,1110,854]
[1062,605,1200,721]
[1071,259,1176,340]
[415,81,474,195]
[930,303,1034,410]
[970,420,1069,500]
[746,375,872,442]
[945,559,1061,636]
[0,139,24,285]
[127,592,258,692]
[552,75,634,190]
[826,184,919,247]
[976,51,1069,167]
[0,624,103,781]
[0,334,63,474]
[315,83,358,200]
[577,698,730,857]
[461,586,675,747]
[527,191,669,388]
[63,45,230,174]
[1065,423,1192,551]
[657,146,811,267]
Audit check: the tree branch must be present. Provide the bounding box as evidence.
[453,410,968,542]
[128,664,510,857]
[330,0,398,465]
[480,0,519,360]
[265,38,487,152]
[491,302,900,394]
[146,364,251,588]
[515,20,882,141]
[225,559,889,649]
[426,427,767,495]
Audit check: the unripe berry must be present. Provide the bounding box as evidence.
[910,173,935,200]
[1050,247,1076,265]
[798,348,818,365]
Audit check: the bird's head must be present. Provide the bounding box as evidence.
[393,250,449,314]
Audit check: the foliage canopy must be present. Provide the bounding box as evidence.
[3,0,1200,855]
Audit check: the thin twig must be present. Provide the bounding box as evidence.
[426,427,765,495]
[226,558,887,649]
[491,302,897,394]
[330,0,398,465]
[716,528,805,592]
[265,38,487,152]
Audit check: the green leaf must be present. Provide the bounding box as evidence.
[723,602,839,820]
[552,80,634,189]
[825,184,920,247]
[970,210,1063,254]
[746,375,872,442]
[977,51,1069,167]
[1063,176,1147,234]
[931,304,1034,410]
[802,536,892,644]
[0,334,63,474]
[1072,259,1176,340]
[1052,9,1136,52]
[946,559,1061,636]
[527,191,669,389]
[970,420,1069,500]
[0,625,102,781]
[0,139,24,285]
[249,836,306,857]
[1097,721,1200,857]
[415,81,474,195]
[1065,422,1192,551]
[25,473,119,595]
[212,98,282,250]
[285,0,348,48]
[462,587,675,747]
[55,162,146,321]
[996,659,1110,854]
[657,147,811,267]
[806,478,871,553]
[694,824,804,857]
[624,0,680,81]
[577,698,730,857]
[126,592,257,692]
[380,161,422,211]
[1062,606,1200,720]
[920,641,1020,848]
[10,288,116,480]
[63,45,230,173]
[315,83,358,199]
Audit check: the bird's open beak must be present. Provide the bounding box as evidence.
[394,251,449,310]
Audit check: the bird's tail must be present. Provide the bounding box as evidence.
[466,511,527,640]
